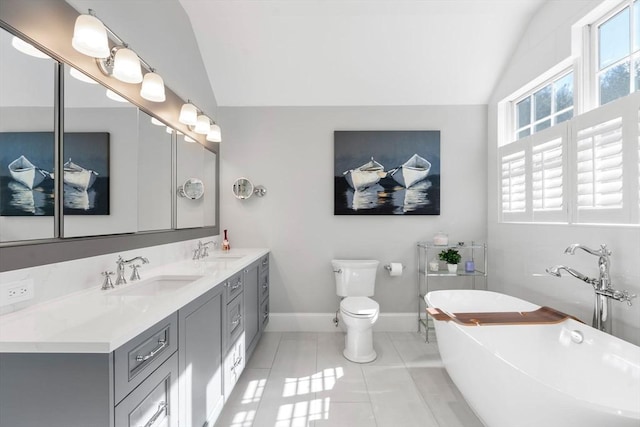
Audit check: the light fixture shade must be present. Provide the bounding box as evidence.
[166,126,174,134]
[72,14,110,58]
[150,117,164,126]
[112,47,142,83]
[179,103,198,126]
[70,67,98,84]
[106,89,128,103]
[140,72,166,102]
[194,115,210,134]
[11,37,50,59]
[206,124,222,142]
[184,135,196,143]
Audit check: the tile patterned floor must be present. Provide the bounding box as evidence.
[214,332,484,427]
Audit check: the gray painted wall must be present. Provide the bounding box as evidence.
[487,0,640,345]
[218,106,487,314]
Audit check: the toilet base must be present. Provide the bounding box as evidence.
[342,325,377,363]
[343,348,377,363]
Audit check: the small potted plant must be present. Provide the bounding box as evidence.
[439,248,461,273]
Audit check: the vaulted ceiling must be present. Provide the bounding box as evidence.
[179,0,546,106]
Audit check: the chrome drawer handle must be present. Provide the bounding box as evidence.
[231,314,242,326]
[262,282,268,290]
[226,280,242,290]
[262,260,268,266]
[232,355,243,370]
[136,339,167,362]
[263,311,269,320]
[141,401,168,427]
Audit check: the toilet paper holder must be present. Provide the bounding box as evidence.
[384,264,404,271]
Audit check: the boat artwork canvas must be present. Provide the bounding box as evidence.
[334,130,440,215]
[0,132,110,216]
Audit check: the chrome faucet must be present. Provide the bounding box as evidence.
[193,240,217,260]
[115,255,149,285]
[546,243,636,334]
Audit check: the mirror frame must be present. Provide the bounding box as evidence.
[0,4,219,272]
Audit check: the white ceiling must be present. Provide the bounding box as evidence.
[179,0,546,106]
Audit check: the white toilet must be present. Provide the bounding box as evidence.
[332,259,380,363]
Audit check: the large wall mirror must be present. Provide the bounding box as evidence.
[0,27,57,243]
[0,25,219,271]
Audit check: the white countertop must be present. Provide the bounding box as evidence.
[0,248,269,353]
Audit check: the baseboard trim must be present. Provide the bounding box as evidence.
[265,312,418,332]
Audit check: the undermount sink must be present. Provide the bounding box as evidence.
[110,275,203,296]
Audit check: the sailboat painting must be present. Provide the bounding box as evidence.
[334,130,440,215]
[0,132,110,216]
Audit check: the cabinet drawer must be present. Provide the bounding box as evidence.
[225,294,244,350]
[224,271,243,301]
[259,269,269,302]
[115,352,178,427]
[223,338,245,401]
[259,254,269,272]
[260,298,269,331]
[114,312,178,403]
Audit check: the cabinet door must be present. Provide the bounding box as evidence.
[243,261,260,353]
[115,352,178,427]
[179,288,224,427]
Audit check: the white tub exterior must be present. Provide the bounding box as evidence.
[425,289,640,427]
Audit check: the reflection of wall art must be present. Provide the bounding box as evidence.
[334,130,441,215]
[0,132,110,216]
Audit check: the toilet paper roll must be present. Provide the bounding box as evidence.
[389,262,403,276]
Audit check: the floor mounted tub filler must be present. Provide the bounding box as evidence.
[425,289,640,427]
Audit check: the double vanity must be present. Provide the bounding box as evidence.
[0,248,269,427]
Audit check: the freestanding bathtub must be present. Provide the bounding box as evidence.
[425,289,640,427]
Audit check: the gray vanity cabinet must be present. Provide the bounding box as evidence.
[243,260,260,355]
[178,285,225,427]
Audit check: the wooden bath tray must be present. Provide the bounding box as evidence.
[426,306,582,326]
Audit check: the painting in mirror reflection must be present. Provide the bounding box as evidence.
[0,132,110,216]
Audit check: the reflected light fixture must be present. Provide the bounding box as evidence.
[11,37,50,59]
[194,114,210,134]
[166,126,174,134]
[140,71,166,102]
[106,89,128,103]
[71,11,110,58]
[150,117,164,126]
[179,102,198,126]
[184,135,196,143]
[206,123,222,142]
[70,67,98,84]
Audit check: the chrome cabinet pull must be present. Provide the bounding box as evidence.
[136,338,167,362]
[262,259,268,266]
[141,401,168,427]
[263,311,269,320]
[231,314,242,327]
[225,279,242,291]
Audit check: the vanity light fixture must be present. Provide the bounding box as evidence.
[179,102,198,126]
[194,114,211,134]
[106,88,128,103]
[71,10,110,58]
[150,117,164,126]
[206,123,222,142]
[107,46,143,84]
[140,70,166,102]
[11,36,50,59]
[166,126,174,134]
[69,67,98,84]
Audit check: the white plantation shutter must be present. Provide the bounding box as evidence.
[532,138,563,211]
[570,92,640,224]
[575,117,624,210]
[501,150,526,214]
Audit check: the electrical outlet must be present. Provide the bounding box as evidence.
[0,279,35,307]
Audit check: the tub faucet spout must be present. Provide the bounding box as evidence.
[545,265,598,287]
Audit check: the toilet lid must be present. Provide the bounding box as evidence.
[341,297,379,317]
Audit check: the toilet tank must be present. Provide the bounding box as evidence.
[332,259,379,297]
